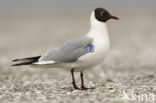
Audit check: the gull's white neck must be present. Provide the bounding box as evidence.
[82,11,110,67]
[87,11,110,45]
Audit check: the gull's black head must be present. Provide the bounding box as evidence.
[94,8,119,22]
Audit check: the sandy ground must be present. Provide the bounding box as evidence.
[0,12,156,103]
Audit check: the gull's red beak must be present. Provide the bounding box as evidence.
[110,15,119,20]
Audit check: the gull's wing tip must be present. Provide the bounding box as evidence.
[12,64,19,66]
[12,59,19,62]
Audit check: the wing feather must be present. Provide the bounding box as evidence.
[39,36,93,63]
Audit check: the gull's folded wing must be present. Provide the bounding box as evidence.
[39,36,93,63]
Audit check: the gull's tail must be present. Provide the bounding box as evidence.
[12,56,41,66]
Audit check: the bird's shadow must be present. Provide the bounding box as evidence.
[57,84,104,92]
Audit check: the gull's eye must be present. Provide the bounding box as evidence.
[100,12,105,16]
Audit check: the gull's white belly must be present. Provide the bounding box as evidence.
[61,39,110,72]
[76,43,109,70]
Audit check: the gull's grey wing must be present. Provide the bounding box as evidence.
[39,36,93,63]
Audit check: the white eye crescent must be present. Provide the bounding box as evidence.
[100,12,105,16]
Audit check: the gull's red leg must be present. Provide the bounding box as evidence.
[80,71,95,90]
[71,69,79,89]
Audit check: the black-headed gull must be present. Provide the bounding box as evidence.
[12,7,119,90]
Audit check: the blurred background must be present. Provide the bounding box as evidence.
[0,0,156,103]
